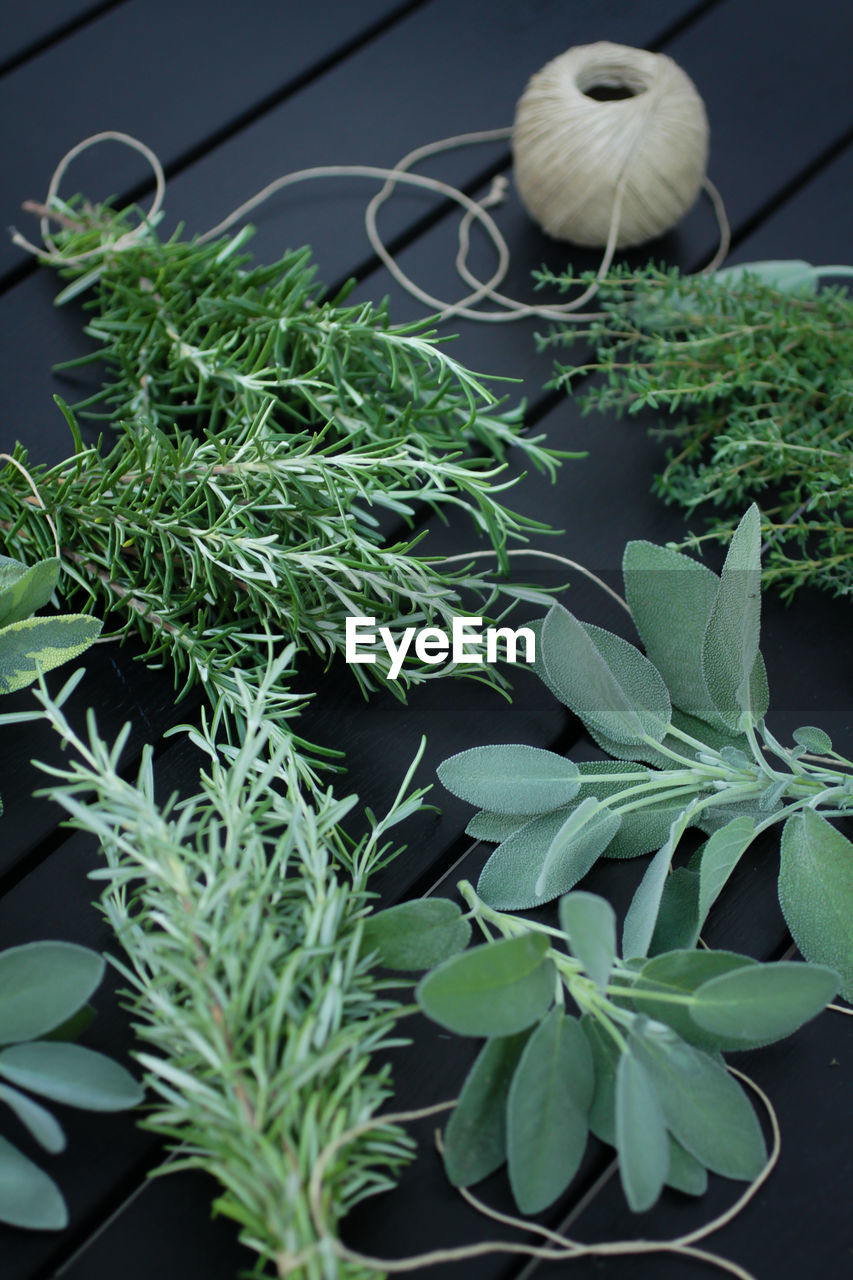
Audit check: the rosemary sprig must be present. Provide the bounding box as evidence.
[48,199,558,475]
[33,659,428,1279]
[1,198,573,1271]
[1,200,572,752]
[538,262,853,599]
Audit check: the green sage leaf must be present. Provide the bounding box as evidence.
[581,1017,707,1196]
[690,961,839,1043]
[622,832,678,960]
[0,1083,65,1153]
[582,1015,618,1145]
[792,726,833,754]
[697,816,756,927]
[360,899,470,971]
[615,1049,669,1212]
[0,556,60,629]
[559,892,616,992]
[648,868,701,955]
[0,1042,144,1111]
[443,1032,531,1187]
[534,799,622,902]
[571,761,696,859]
[700,505,768,731]
[477,802,620,911]
[0,614,103,694]
[0,1134,67,1231]
[714,260,818,295]
[540,605,671,746]
[466,811,532,843]
[477,809,578,910]
[416,935,554,1037]
[506,1010,591,1213]
[666,1137,709,1196]
[437,745,580,815]
[623,540,726,727]
[779,811,853,1000]
[0,942,105,1044]
[637,950,758,1051]
[633,1027,766,1179]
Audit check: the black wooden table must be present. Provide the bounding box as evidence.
[1,2,851,1277]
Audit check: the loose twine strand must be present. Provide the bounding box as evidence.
[301,1064,779,1280]
[12,126,730,326]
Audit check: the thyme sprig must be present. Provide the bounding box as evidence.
[537,261,853,599]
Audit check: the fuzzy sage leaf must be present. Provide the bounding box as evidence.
[616,1048,669,1212]
[540,605,671,746]
[442,1032,531,1187]
[632,1028,766,1180]
[779,811,853,1000]
[0,556,60,629]
[0,1043,143,1112]
[0,1135,67,1231]
[360,899,470,971]
[0,942,105,1044]
[689,961,839,1043]
[559,892,617,992]
[416,934,554,1037]
[438,745,580,815]
[506,1010,592,1213]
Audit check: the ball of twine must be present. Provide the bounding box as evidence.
[512,41,709,248]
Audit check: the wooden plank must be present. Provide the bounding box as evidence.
[0,1,122,75]
[0,0,701,466]
[2,2,851,1276]
[0,644,199,886]
[124,0,714,281]
[0,0,430,280]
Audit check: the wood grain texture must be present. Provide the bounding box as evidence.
[0,0,850,1275]
[0,0,123,74]
[0,0,426,279]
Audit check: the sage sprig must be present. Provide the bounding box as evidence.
[366,886,837,1215]
[0,940,142,1232]
[439,507,853,997]
[537,260,853,599]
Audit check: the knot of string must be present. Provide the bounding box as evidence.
[12,129,730,323]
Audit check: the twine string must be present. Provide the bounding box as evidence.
[302,1064,780,1280]
[13,121,729,325]
[12,130,165,267]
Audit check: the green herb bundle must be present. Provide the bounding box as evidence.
[366,887,836,1218]
[439,507,853,996]
[1,200,565,750]
[2,200,568,1273]
[538,260,853,599]
[33,658,428,1279]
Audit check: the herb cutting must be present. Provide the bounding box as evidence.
[538,260,853,598]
